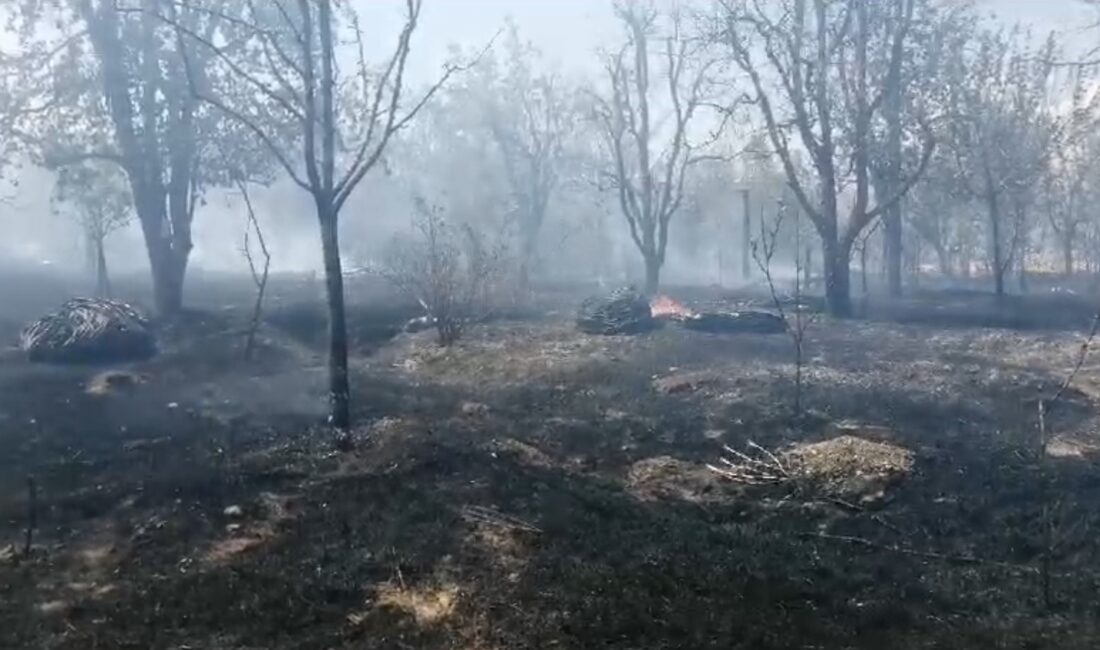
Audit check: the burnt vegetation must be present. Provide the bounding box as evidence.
[5,1,1100,648]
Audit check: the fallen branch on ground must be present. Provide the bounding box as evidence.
[708,441,792,485]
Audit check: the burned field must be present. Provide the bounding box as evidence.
[3,277,1100,649]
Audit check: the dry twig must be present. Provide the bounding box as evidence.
[708,441,792,485]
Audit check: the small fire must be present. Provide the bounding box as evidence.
[650,295,696,319]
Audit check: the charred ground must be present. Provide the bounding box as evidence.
[2,271,1100,649]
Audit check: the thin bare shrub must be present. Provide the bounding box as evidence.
[751,198,815,416]
[379,198,509,346]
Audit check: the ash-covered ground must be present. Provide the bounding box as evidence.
[3,269,1100,649]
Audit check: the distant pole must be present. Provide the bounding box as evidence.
[741,189,751,279]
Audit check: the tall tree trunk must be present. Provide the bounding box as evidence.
[132,186,187,318]
[94,236,111,298]
[1018,254,1028,294]
[644,252,660,295]
[518,236,536,295]
[741,189,751,279]
[884,207,902,296]
[823,240,853,317]
[1063,236,1074,277]
[151,255,186,318]
[318,207,350,431]
[883,72,903,298]
[83,2,197,319]
[933,241,952,279]
[910,235,922,287]
[988,190,1004,299]
[860,243,869,296]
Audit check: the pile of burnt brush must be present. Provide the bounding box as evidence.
[576,287,655,335]
[20,298,156,363]
[577,287,785,335]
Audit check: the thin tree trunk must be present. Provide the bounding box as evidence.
[930,239,951,279]
[644,253,660,295]
[804,246,813,290]
[741,189,751,279]
[519,237,536,295]
[884,207,902,296]
[319,208,351,432]
[244,272,268,361]
[151,254,186,318]
[95,236,111,298]
[241,180,271,362]
[860,243,869,296]
[823,240,853,317]
[1019,253,1028,294]
[883,59,903,298]
[989,191,1004,299]
[1063,238,1074,277]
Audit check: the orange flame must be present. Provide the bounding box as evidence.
[650,295,696,319]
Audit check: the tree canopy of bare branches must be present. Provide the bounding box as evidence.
[52,161,132,298]
[593,2,720,295]
[458,23,579,292]
[2,0,259,317]
[167,0,476,432]
[941,28,1060,297]
[716,0,934,316]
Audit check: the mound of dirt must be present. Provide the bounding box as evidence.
[784,435,914,503]
[20,298,155,364]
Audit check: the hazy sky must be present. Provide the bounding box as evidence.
[368,0,1098,81]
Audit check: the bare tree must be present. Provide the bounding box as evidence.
[470,23,576,292]
[1042,72,1100,277]
[717,0,934,316]
[52,162,133,298]
[944,28,1057,299]
[593,2,719,295]
[866,0,964,296]
[4,0,251,318]
[855,218,883,301]
[234,177,270,362]
[170,0,476,433]
[752,198,813,415]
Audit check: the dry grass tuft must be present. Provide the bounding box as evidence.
[375,583,460,625]
[86,369,147,396]
[784,435,914,501]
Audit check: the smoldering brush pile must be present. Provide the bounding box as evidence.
[20,297,156,363]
